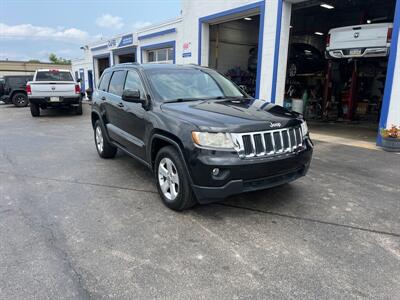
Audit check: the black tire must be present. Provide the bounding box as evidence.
[94,120,117,158]
[154,146,197,211]
[12,92,28,107]
[75,102,83,115]
[30,103,40,117]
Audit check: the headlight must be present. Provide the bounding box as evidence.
[301,121,309,136]
[191,132,235,149]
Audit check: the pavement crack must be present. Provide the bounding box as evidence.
[0,170,157,194]
[216,203,400,238]
[15,208,93,300]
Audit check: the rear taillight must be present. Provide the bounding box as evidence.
[387,27,393,43]
[75,84,80,94]
[326,33,331,47]
[26,84,31,95]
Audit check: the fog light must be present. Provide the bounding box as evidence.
[212,168,220,176]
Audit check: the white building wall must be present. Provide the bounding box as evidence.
[258,0,278,101]
[137,19,182,63]
[71,48,93,93]
[274,1,292,105]
[179,0,259,65]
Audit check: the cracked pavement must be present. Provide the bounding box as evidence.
[0,104,399,299]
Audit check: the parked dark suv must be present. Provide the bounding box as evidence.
[0,75,33,107]
[91,64,313,210]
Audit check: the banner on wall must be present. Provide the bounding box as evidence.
[182,42,192,58]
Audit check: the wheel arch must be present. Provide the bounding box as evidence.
[10,89,27,99]
[91,110,113,144]
[91,111,101,129]
[149,131,193,184]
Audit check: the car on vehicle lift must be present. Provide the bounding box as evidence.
[326,22,393,59]
[91,63,313,211]
[26,69,82,117]
[287,43,325,77]
[0,75,33,107]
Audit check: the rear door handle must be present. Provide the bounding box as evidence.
[117,102,124,108]
[101,96,106,101]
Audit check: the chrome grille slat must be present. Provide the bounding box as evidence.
[260,133,267,155]
[250,134,256,157]
[232,126,304,159]
[270,133,276,153]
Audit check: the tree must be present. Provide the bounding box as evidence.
[48,53,71,65]
[28,59,41,63]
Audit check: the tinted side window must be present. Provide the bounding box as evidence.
[108,71,126,96]
[99,72,112,91]
[8,78,24,86]
[124,71,146,99]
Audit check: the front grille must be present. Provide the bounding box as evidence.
[231,126,304,159]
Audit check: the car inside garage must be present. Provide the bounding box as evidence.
[208,14,260,97]
[286,0,396,142]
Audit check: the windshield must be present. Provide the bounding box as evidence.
[36,71,73,82]
[145,68,246,102]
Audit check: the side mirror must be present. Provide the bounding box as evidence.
[122,89,143,103]
[77,78,82,83]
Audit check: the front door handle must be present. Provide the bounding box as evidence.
[101,96,106,101]
[117,102,124,108]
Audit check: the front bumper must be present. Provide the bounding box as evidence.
[29,96,81,106]
[189,138,313,203]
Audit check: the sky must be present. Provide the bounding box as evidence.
[0,0,181,62]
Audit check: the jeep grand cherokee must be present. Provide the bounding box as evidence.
[91,63,313,211]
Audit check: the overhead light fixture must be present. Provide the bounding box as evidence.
[244,17,252,21]
[315,32,324,36]
[320,3,334,9]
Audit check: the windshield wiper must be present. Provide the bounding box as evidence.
[164,98,202,103]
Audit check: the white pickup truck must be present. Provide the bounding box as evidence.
[26,69,82,117]
[326,23,393,59]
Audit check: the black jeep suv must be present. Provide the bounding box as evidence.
[91,64,313,211]
[0,75,33,107]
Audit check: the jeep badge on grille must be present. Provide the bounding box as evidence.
[269,122,282,128]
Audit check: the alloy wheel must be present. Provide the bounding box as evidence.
[95,126,104,153]
[158,157,180,201]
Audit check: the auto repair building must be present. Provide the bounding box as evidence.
[72,0,399,145]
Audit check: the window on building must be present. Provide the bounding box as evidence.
[124,70,146,99]
[146,47,174,63]
[167,48,174,60]
[157,49,167,61]
[108,71,126,96]
[148,51,155,62]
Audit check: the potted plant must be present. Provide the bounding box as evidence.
[380,125,400,152]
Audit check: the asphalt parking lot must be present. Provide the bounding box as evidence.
[0,104,399,299]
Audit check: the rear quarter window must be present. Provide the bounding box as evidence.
[98,72,112,91]
[36,71,73,81]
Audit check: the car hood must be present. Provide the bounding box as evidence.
[160,98,303,132]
